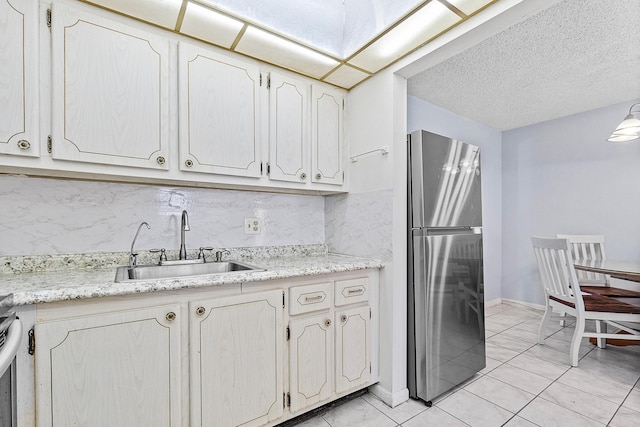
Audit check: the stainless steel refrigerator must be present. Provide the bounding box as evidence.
[407,130,486,405]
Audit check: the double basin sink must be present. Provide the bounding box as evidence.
[115,260,264,282]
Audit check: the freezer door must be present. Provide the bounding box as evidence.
[408,231,485,402]
[409,130,482,228]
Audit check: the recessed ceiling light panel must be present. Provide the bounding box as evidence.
[323,65,370,89]
[235,26,339,79]
[180,2,244,48]
[349,1,461,72]
[84,0,183,29]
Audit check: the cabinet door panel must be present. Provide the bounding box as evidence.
[289,315,333,412]
[311,85,344,186]
[51,2,169,169]
[0,0,38,157]
[335,305,370,394]
[190,290,283,427]
[35,304,182,427]
[179,42,261,178]
[268,73,309,183]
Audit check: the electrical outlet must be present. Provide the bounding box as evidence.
[244,217,261,235]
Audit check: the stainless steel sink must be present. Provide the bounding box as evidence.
[114,260,264,282]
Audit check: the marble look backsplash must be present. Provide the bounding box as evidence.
[0,175,324,256]
[325,189,393,262]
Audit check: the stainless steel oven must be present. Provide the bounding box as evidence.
[0,294,21,427]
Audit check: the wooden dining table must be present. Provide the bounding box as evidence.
[574,259,640,285]
[574,259,640,308]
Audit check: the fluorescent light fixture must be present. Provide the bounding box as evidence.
[445,0,494,15]
[84,0,183,29]
[349,1,461,72]
[323,65,370,89]
[235,26,339,79]
[607,103,640,142]
[180,2,244,48]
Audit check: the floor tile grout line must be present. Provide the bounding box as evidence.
[358,394,407,426]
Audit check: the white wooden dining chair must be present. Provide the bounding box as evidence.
[556,234,608,286]
[531,236,640,367]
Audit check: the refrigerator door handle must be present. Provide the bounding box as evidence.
[412,227,482,237]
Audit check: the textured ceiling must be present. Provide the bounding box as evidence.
[407,0,640,130]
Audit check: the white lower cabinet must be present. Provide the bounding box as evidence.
[287,277,371,415]
[35,304,183,427]
[189,290,284,427]
[335,305,371,394]
[34,270,376,427]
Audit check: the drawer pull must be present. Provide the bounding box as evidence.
[305,295,323,302]
[156,156,166,165]
[17,140,30,150]
[165,312,176,321]
[340,314,348,323]
[324,319,331,327]
[347,288,364,295]
[196,307,206,316]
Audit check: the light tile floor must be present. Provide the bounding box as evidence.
[287,302,640,427]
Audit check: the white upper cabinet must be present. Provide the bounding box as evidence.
[50,2,170,169]
[0,0,38,157]
[268,72,310,184]
[178,41,262,178]
[311,85,344,186]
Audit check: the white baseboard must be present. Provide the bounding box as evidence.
[368,384,409,408]
[501,298,545,311]
[485,297,502,307]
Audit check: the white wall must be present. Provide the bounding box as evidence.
[502,99,640,305]
[407,96,503,303]
[326,70,409,406]
[0,175,324,256]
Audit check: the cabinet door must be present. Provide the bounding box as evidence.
[190,290,284,427]
[311,85,344,186]
[178,42,262,178]
[0,0,38,157]
[289,314,333,412]
[268,72,309,184]
[35,304,182,427]
[335,305,370,394]
[51,2,170,169]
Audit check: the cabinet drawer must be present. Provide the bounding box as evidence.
[335,278,369,306]
[289,282,332,315]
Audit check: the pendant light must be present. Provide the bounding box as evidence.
[607,103,640,142]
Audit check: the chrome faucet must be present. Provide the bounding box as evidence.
[130,222,150,267]
[179,210,190,260]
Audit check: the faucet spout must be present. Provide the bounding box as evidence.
[179,210,190,260]
[130,222,150,267]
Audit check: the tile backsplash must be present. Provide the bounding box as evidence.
[0,175,325,256]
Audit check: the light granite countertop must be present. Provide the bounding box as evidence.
[0,252,384,306]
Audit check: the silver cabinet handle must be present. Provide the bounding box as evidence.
[166,312,176,321]
[348,288,364,295]
[156,156,166,165]
[325,319,331,327]
[300,172,307,180]
[315,173,322,180]
[17,140,30,150]
[305,295,323,302]
[185,159,193,167]
[196,307,206,316]
[341,314,347,323]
